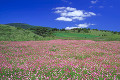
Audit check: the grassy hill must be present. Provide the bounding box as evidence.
[0,24,43,41]
[1,23,120,41]
[5,23,52,30]
[53,30,120,41]
[5,23,37,29]
[54,32,100,38]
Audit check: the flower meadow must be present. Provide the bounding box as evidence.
[0,40,120,80]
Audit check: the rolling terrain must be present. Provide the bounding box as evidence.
[53,30,120,41]
[0,24,42,41]
[1,23,120,41]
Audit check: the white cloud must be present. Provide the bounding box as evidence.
[65,23,95,30]
[65,27,78,30]
[54,7,96,21]
[55,7,66,10]
[91,0,98,4]
[89,12,96,16]
[66,7,76,11]
[77,23,95,28]
[56,17,72,21]
[64,10,84,17]
[55,10,63,13]
[71,17,84,20]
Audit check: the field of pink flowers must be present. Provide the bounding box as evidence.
[0,40,120,80]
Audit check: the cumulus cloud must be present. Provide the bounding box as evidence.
[77,23,95,28]
[66,7,76,11]
[62,10,84,17]
[91,0,98,4]
[65,27,78,30]
[56,17,72,21]
[71,17,84,20]
[65,23,95,30]
[54,7,96,21]
[55,7,66,10]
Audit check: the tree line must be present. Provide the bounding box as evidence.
[27,27,120,37]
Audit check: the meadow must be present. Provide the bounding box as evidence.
[0,40,120,80]
[1,24,120,41]
[53,31,120,41]
[54,32,100,38]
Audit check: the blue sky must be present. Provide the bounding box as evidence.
[0,0,120,31]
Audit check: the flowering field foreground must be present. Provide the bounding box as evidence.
[0,40,120,80]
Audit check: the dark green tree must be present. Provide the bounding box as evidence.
[30,27,53,37]
[61,28,65,31]
[78,28,82,33]
[83,28,89,33]
[52,28,59,31]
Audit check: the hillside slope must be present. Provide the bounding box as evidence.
[5,23,39,29]
[53,30,120,41]
[0,24,42,41]
[5,23,52,30]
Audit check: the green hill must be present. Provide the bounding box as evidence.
[1,23,120,41]
[54,32,100,38]
[5,23,40,29]
[5,23,52,30]
[0,24,43,41]
[53,30,120,41]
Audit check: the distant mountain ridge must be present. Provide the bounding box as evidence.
[5,23,42,29]
[5,23,53,30]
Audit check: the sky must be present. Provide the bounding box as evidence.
[0,0,120,31]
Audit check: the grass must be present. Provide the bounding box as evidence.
[53,31,120,41]
[0,24,120,41]
[0,24,43,41]
[54,32,100,38]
